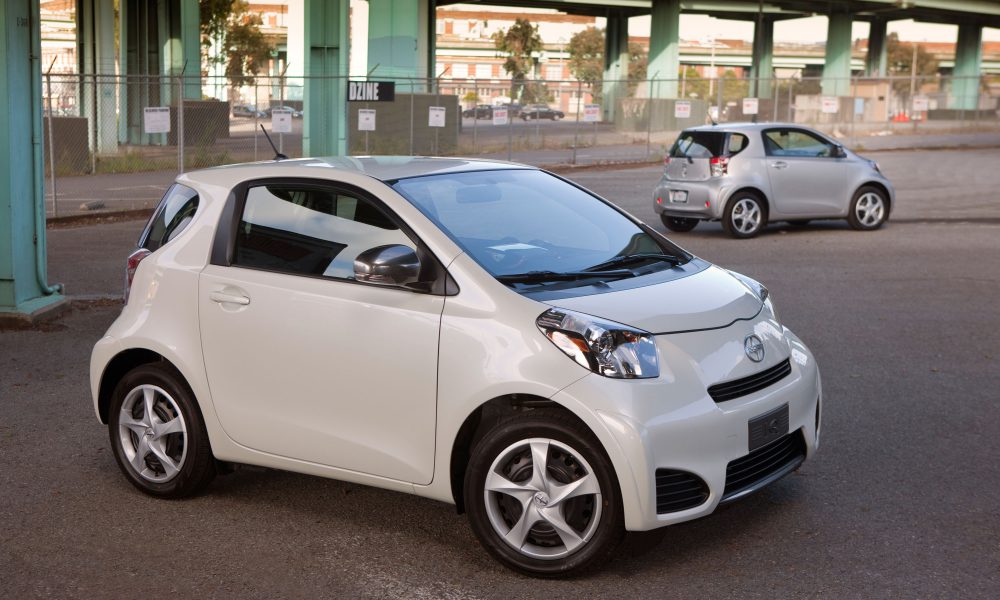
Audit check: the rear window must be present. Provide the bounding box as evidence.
[670,131,727,158]
[141,184,199,251]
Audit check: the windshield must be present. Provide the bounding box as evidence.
[391,169,686,281]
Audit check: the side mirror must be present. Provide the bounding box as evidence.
[354,244,421,287]
[832,144,847,158]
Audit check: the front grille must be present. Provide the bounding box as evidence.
[655,469,710,514]
[721,430,805,503]
[708,358,792,403]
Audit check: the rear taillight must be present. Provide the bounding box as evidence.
[125,248,152,302]
[710,156,729,177]
[663,156,671,167]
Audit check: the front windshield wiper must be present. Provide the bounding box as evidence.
[584,253,683,272]
[496,269,635,285]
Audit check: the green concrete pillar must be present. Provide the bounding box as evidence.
[368,0,434,87]
[1,0,64,318]
[953,23,982,110]
[77,0,118,154]
[602,10,629,121]
[866,18,888,77]
[821,12,853,97]
[303,0,348,156]
[750,17,774,98]
[647,0,680,98]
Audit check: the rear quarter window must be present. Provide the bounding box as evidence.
[142,184,200,251]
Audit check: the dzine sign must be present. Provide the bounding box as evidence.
[348,81,396,102]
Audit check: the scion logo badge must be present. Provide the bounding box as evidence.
[744,334,765,363]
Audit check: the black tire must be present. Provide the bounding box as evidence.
[464,410,625,578]
[108,363,215,498]
[660,215,699,233]
[847,185,889,231]
[722,192,767,239]
[787,219,811,227]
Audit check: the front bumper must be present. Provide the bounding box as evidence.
[552,321,821,531]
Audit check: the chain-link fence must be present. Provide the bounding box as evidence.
[42,72,999,217]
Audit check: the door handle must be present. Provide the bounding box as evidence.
[209,291,250,305]
[771,161,788,169]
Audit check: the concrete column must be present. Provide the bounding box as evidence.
[602,10,629,121]
[821,11,853,97]
[953,23,983,110]
[866,18,888,77]
[750,17,774,98]
[367,0,434,85]
[1,0,65,319]
[77,0,118,154]
[302,0,349,156]
[647,0,680,98]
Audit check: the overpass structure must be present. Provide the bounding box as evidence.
[2,0,998,319]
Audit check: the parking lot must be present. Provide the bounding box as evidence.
[2,148,999,598]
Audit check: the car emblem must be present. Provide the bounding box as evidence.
[744,335,765,363]
[681,165,688,177]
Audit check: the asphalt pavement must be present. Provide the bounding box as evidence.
[2,148,999,598]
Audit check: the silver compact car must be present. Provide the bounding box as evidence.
[653,123,895,238]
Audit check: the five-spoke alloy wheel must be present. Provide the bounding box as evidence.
[465,411,624,577]
[109,364,215,498]
[723,193,767,239]
[848,186,889,230]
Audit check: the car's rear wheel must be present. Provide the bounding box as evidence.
[723,193,767,239]
[660,215,699,232]
[109,363,215,498]
[464,411,624,577]
[848,186,888,230]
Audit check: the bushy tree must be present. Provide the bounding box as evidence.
[568,26,604,93]
[201,0,274,91]
[886,33,939,97]
[493,18,543,101]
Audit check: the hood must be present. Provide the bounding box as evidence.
[544,265,762,334]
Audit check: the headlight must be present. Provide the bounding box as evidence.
[536,309,659,379]
[728,271,779,323]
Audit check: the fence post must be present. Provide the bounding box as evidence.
[572,80,581,165]
[45,66,58,217]
[472,80,478,154]
[177,75,185,173]
[435,78,441,155]
[787,82,793,122]
[772,77,779,122]
[253,82,259,161]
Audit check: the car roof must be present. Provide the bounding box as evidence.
[180,156,535,187]
[681,122,813,133]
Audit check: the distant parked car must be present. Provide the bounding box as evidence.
[653,123,895,238]
[232,104,265,118]
[462,104,494,119]
[521,104,564,120]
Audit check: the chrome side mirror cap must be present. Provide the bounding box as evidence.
[354,244,421,287]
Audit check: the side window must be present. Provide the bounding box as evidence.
[233,184,411,280]
[763,129,833,158]
[143,184,199,251]
[728,133,749,155]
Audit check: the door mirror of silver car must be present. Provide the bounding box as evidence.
[831,144,847,158]
[354,244,421,287]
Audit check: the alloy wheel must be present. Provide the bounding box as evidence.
[854,192,885,227]
[117,384,188,483]
[732,198,762,234]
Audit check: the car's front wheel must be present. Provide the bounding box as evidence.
[660,215,699,232]
[464,410,625,577]
[108,363,215,498]
[722,193,767,239]
[848,186,888,230]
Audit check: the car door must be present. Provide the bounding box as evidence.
[762,128,847,217]
[198,179,444,485]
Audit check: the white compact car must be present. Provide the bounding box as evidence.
[91,157,822,577]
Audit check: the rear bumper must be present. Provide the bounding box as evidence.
[653,178,729,220]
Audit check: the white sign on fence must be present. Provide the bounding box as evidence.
[358,109,376,131]
[912,96,930,112]
[143,107,170,134]
[821,96,840,114]
[271,109,293,133]
[583,104,601,122]
[854,97,866,115]
[428,106,446,128]
[674,100,691,119]
[492,106,509,126]
[742,97,759,115]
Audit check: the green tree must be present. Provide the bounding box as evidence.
[679,66,709,100]
[886,32,938,97]
[568,26,604,99]
[493,18,543,101]
[628,42,648,88]
[200,1,274,91]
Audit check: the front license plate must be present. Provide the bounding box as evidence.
[748,404,789,451]
[669,190,688,203]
